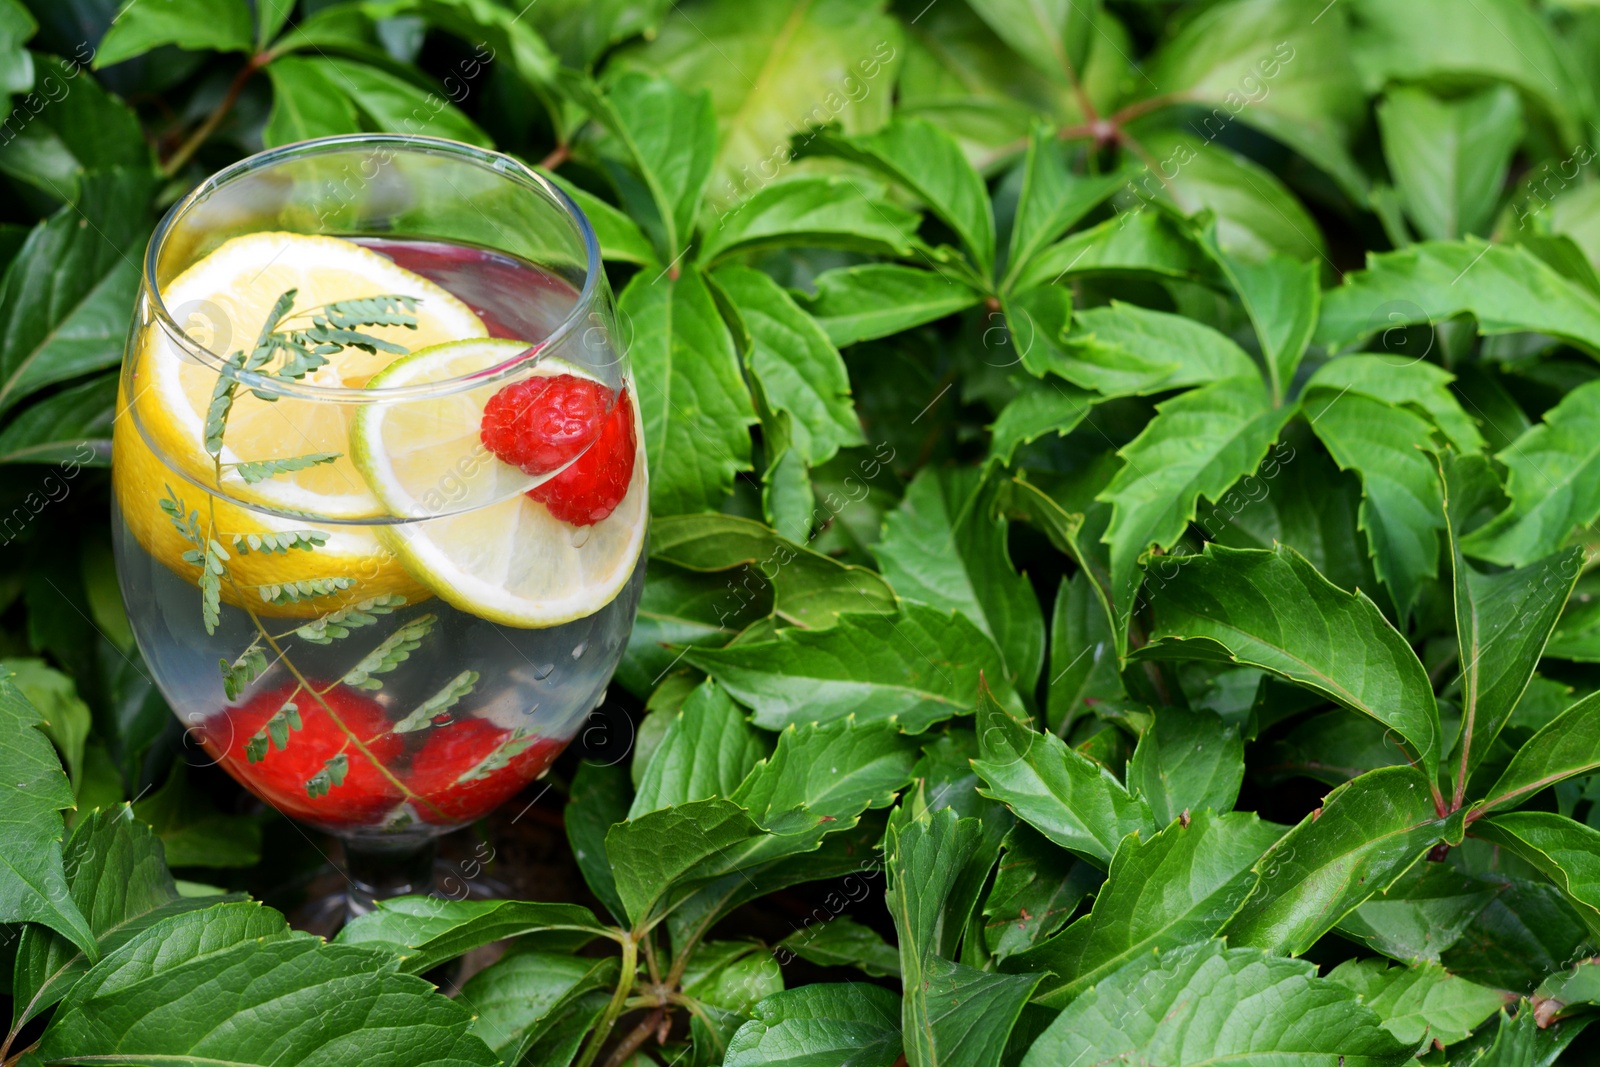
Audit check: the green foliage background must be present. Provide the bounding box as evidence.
[9,0,1600,1062]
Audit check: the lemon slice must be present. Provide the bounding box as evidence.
[350,339,648,628]
[131,232,488,521]
[113,387,432,618]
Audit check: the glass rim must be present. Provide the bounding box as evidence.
[142,134,606,403]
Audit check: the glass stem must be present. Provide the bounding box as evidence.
[343,837,438,921]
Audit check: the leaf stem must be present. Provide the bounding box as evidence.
[539,142,571,170]
[575,934,639,1067]
[162,54,268,177]
[1,1038,38,1067]
[641,929,662,985]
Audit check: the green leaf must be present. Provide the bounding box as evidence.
[0,169,152,418]
[336,897,603,974]
[129,763,261,868]
[1305,354,1483,453]
[1315,240,1600,354]
[701,177,918,264]
[515,990,611,1067]
[1012,206,1219,293]
[1261,710,1408,788]
[1302,389,1444,619]
[981,824,1101,961]
[565,760,630,924]
[964,0,1093,86]
[796,263,983,348]
[1142,130,1328,264]
[1440,454,1580,791]
[1223,767,1462,956]
[777,917,900,979]
[1461,379,1600,567]
[685,602,1022,733]
[458,948,618,1066]
[1478,691,1600,815]
[888,806,1041,1067]
[0,374,114,466]
[617,560,767,697]
[1100,375,1293,627]
[605,797,826,928]
[577,70,714,261]
[38,902,498,1066]
[1126,707,1245,826]
[1044,572,1121,736]
[262,56,361,147]
[971,682,1154,866]
[1019,940,1412,1067]
[10,809,225,1032]
[1441,876,1591,994]
[1349,0,1587,148]
[0,664,94,957]
[663,814,888,966]
[5,658,90,786]
[96,0,253,65]
[725,983,903,1067]
[523,0,668,69]
[1004,129,1129,289]
[1335,862,1499,964]
[648,512,894,626]
[0,55,149,204]
[631,679,769,817]
[816,117,995,277]
[732,716,917,823]
[987,376,1098,469]
[619,266,755,515]
[1473,812,1600,941]
[0,0,34,95]
[1009,811,1281,1009]
[1376,85,1521,242]
[1324,958,1505,1046]
[1045,301,1257,397]
[614,0,901,209]
[1138,544,1442,783]
[370,0,556,95]
[713,264,863,468]
[538,168,659,268]
[1548,596,1600,663]
[1140,0,1367,200]
[1534,959,1600,1025]
[308,56,490,147]
[873,467,1044,691]
[1199,231,1319,402]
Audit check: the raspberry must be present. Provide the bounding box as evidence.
[480,375,637,526]
[404,717,564,824]
[203,682,404,826]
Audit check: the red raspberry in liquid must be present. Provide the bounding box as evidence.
[204,682,404,826]
[404,717,565,824]
[480,375,637,526]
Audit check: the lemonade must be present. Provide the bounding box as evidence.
[113,226,646,842]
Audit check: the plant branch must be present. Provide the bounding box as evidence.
[600,1008,664,1067]
[575,934,639,1067]
[162,54,268,177]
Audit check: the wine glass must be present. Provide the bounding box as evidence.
[110,135,646,917]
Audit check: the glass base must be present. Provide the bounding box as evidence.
[296,839,512,938]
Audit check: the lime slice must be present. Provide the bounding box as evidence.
[350,339,648,628]
[132,232,488,521]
